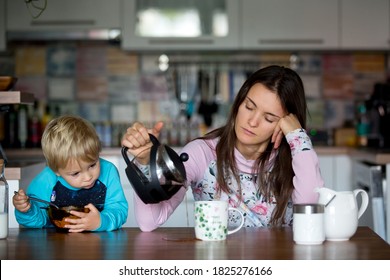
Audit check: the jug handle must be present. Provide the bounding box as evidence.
[354,189,369,219]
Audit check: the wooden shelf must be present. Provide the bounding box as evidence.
[0,91,35,104]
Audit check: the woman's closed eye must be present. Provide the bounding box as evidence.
[264,114,280,123]
[245,102,255,111]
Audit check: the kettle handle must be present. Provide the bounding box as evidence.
[121,146,131,165]
[354,189,369,219]
[121,134,160,165]
[149,134,160,146]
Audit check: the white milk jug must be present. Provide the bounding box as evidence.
[316,187,369,241]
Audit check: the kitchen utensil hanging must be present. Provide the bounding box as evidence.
[198,65,219,127]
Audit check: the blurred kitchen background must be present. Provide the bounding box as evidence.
[3,0,390,241]
[1,0,390,149]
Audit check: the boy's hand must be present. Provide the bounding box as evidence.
[65,203,101,233]
[12,189,31,213]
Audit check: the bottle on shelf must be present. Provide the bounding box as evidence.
[27,102,42,148]
[102,121,112,147]
[4,105,18,148]
[0,113,5,145]
[41,104,53,131]
[0,159,9,239]
[356,102,369,147]
[17,104,28,148]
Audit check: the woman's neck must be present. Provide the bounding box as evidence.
[236,142,269,160]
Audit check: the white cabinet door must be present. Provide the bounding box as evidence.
[334,155,352,191]
[340,0,390,49]
[0,0,5,51]
[318,155,352,192]
[6,0,121,31]
[122,0,240,50]
[8,180,19,228]
[241,0,339,50]
[318,156,334,189]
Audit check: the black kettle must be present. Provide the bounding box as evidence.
[121,134,189,204]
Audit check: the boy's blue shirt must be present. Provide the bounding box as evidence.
[15,158,128,231]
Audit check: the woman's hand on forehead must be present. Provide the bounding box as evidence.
[271,114,302,149]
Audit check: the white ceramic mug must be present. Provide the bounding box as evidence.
[194,201,244,241]
[293,204,325,245]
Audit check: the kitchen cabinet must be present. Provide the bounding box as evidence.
[340,0,390,50]
[6,0,121,39]
[121,0,240,51]
[1,89,38,228]
[349,151,390,243]
[241,0,339,50]
[0,0,5,51]
[5,161,47,228]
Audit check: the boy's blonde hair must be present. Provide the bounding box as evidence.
[41,115,102,172]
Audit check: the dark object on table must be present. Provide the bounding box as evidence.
[122,134,188,204]
[47,205,90,232]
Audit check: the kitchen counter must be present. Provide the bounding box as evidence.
[316,146,390,165]
[5,145,390,163]
[4,161,46,180]
[349,148,390,165]
[3,145,354,156]
[0,91,35,105]
[4,147,123,162]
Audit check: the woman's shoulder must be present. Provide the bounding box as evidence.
[181,138,218,178]
[182,137,217,154]
[180,138,218,166]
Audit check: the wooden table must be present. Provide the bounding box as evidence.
[1,227,389,260]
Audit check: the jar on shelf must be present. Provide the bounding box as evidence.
[0,159,9,239]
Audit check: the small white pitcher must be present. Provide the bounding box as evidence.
[316,187,369,241]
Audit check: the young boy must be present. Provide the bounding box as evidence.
[13,115,128,232]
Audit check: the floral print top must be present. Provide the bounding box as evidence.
[186,128,320,228]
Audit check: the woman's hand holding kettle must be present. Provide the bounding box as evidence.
[121,121,164,165]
